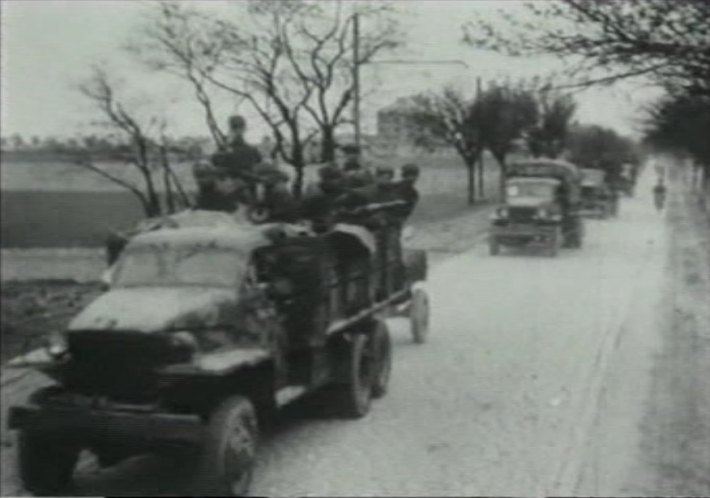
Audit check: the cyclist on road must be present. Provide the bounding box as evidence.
[653,179,667,211]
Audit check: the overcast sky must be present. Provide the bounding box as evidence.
[1,0,661,141]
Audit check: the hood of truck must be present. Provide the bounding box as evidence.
[68,286,239,333]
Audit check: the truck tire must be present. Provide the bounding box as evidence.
[328,334,374,418]
[18,430,80,496]
[411,287,430,344]
[371,320,392,399]
[194,396,258,497]
[489,237,500,256]
[546,229,560,257]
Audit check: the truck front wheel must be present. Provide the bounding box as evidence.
[489,237,500,256]
[194,396,258,496]
[328,334,374,418]
[411,287,430,344]
[371,321,392,398]
[18,430,80,496]
[546,229,560,257]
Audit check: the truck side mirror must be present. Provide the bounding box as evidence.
[100,267,115,291]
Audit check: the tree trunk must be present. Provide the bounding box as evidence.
[701,162,710,213]
[495,154,508,199]
[293,166,305,199]
[320,127,336,162]
[467,161,476,206]
[477,151,485,199]
[163,166,175,214]
[291,144,306,198]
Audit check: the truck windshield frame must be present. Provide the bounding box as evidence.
[506,181,557,200]
[112,245,244,289]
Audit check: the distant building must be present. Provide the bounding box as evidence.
[375,97,453,158]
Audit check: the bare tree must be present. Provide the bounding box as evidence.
[135,0,400,195]
[404,87,483,205]
[526,87,577,159]
[463,0,710,96]
[78,66,191,217]
[476,83,538,194]
[566,124,638,183]
[278,1,400,161]
[131,2,232,149]
[644,94,710,202]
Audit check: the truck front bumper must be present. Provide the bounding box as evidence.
[8,403,205,445]
[580,202,607,218]
[490,223,558,246]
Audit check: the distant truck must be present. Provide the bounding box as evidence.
[580,168,618,219]
[7,214,429,496]
[489,158,585,257]
[616,162,638,197]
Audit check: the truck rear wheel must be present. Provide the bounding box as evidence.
[371,321,392,398]
[411,287,430,344]
[18,430,80,496]
[489,237,500,256]
[546,229,560,257]
[194,395,258,496]
[328,334,374,418]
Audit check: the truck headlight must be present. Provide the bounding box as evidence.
[170,331,201,359]
[493,207,509,219]
[44,331,68,359]
[170,330,235,357]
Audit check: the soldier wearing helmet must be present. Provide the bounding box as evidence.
[211,115,263,181]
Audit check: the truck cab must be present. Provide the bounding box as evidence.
[489,158,585,257]
[580,168,618,218]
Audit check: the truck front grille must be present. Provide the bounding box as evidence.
[65,331,186,403]
[508,207,537,222]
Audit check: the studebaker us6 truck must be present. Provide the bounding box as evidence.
[7,214,429,496]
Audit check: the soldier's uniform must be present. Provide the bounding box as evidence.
[215,115,263,177]
[195,184,239,213]
[192,162,239,213]
[248,165,300,224]
[300,165,347,232]
[393,163,421,223]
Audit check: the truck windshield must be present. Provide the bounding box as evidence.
[506,183,555,199]
[113,246,243,288]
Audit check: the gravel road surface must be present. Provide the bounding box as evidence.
[2,166,703,497]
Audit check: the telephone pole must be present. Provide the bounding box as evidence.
[353,13,361,151]
[476,76,484,198]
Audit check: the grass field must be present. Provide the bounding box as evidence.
[1,154,501,248]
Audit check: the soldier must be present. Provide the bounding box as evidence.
[653,178,667,211]
[394,163,421,223]
[299,164,347,232]
[338,166,402,229]
[339,143,375,188]
[340,143,362,172]
[195,166,240,213]
[211,115,263,179]
[248,163,300,223]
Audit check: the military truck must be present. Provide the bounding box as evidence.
[489,158,585,257]
[7,214,429,496]
[580,168,618,218]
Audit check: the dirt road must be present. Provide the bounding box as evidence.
[2,165,707,496]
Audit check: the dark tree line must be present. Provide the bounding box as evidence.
[400,80,577,204]
[463,0,710,202]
